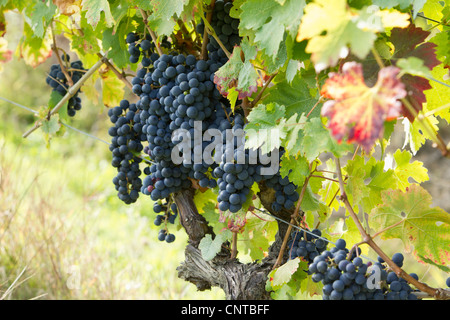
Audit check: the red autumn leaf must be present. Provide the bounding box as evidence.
[389,25,441,121]
[341,25,440,122]
[321,61,406,151]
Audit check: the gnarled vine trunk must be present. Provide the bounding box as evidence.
[173,183,296,300]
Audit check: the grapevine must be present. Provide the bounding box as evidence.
[3,0,450,301]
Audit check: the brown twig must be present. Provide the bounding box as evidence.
[23,57,106,138]
[139,9,163,56]
[96,53,133,91]
[250,72,278,108]
[201,0,216,60]
[51,22,73,87]
[273,172,312,270]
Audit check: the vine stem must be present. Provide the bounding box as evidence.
[272,172,312,270]
[51,21,73,87]
[22,56,106,138]
[201,16,231,59]
[96,53,133,91]
[139,9,163,56]
[201,0,216,60]
[249,72,278,108]
[334,156,450,300]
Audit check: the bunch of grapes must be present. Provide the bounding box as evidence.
[45,54,86,117]
[108,100,145,204]
[288,228,328,263]
[197,0,241,64]
[153,199,178,243]
[307,238,418,300]
[126,32,171,64]
[107,2,305,243]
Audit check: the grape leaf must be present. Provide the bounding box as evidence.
[245,103,287,153]
[424,64,450,124]
[370,185,450,268]
[321,62,406,152]
[280,154,310,187]
[347,25,441,122]
[198,234,225,261]
[344,155,397,213]
[430,29,450,68]
[402,115,440,155]
[100,68,125,108]
[27,0,56,38]
[213,40,258,100]
[53,0,82,16]
[81,0,114,28]
[239,0,306,60]
[262,68,322,119]
[296,0,409,72]
[372,0,427,17]
[392,149,428,191]
[239,215,277,261]
[18,23,53,67]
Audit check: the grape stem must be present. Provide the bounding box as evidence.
[201,0,216,60]
[334,156,450,300]
[51,21,74,87]
[96,53,133,91]
[139,9,163,56]
[272,163,314,270]
[249,72,278,109]
[22,55,106,138]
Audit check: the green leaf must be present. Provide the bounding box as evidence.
[239,214,277,261]
[402,115,440,155]
[266,258,308,299]
[240,0,306,59]
[100,69,125,108]
[297,0,409,72]
[245,103,287,153]
[41,115,61,135]
[213,40,258,100]
[198,234,225,261]
[344,155,397,212]
[424,64,450,124]
[392,149,428,191]
[81,0,114,28]
[27,0,56,38]
[263,69,321,119]
[371,185,450,268]
[280,154,309,187]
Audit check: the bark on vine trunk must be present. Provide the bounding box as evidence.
[173,182,297,300]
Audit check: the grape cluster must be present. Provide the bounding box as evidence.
[306,238,418,300]
[126,32,171,64]
[45,54,86,117]
[264,170,300,212]
[153,200,178,243]
[133,52,229,202]
[197,0,241,64]
[108,100,144,204]
[288,229,328,263]
[213,114,256,213]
